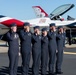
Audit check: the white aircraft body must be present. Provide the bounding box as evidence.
[0,4,76,37]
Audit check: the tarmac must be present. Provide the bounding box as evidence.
[0,41,76,75]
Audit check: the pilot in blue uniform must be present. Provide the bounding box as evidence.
[48,23,57,75]
[41,28,48,75]
[19,22,32,75]
[56,26,64,74]
[6,23,19,75]
[32,26,41,75]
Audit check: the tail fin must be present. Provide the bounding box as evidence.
[32,6,48,18]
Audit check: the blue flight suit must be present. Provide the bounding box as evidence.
[19,30,32,75]
[41,35,48,75]
[6,31,19,75]
[56,33,64,72]
[32,33,41,75]
[63,32,66,47]
[48,31,57,74]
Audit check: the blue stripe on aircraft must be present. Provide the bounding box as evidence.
[0,15,6,18]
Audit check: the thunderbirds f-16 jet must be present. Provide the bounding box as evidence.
[0,4,76,43]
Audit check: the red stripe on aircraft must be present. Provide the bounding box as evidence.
[0,19,24,27]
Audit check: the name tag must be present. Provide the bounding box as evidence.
[62,35,64,38]
[39,36,41,39]
[54,33,56,36]
[28,33,31,36]
[14,34,18,39]
[46,37,48,40]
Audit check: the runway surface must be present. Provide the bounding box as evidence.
[0,46,76,75]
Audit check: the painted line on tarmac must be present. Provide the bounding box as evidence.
[64,52,76,55]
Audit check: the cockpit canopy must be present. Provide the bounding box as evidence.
[50,4,74,20]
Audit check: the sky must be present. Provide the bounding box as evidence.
[0,0,76,20]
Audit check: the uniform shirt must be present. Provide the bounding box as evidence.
[32,33,41,52]
[48,31,57,50]
[63,32,66,47]
[19,30,32,51]
[6,31,19,53]
[56,33,64,49]
[41,35,48,50]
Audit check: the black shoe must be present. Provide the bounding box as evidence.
[56,71,63,74]
[49,73,56,75]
